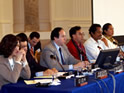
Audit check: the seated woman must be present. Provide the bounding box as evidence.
[102,23,124,59]
[0,34,31,89]
[101,23,118,48]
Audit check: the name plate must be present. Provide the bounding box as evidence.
[74,76,88,87]
[114,64,123,74]
[94,69,108,79]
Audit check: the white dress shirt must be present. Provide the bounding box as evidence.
[8,58,14,70]
[84,37,108,61]
[8,58,28,71]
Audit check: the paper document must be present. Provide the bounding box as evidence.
[24,78,61,86]
[34,72,67,78]
[24,80,36,85]
[34,76,53,78]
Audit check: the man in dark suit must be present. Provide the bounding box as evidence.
[40,27,89,71]
[28,32,41,63]
[17,33,58,78]
[67,26,88,61]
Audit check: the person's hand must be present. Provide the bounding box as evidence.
[51,68,58,73]
[73,62,85,70]
[15,49,25,62]
[84,61,90,66]
[21,49,27,62]
[84,61,92,70]
[43,69,55,76]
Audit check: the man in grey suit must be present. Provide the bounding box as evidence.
[40,27,89,71]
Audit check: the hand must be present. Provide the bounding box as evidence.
[14,49,25,62]
[43,69,55,76]
[74,62,85,70]
[51,68,58,73]
[84,61,90,67]
[84,61,92,70]
[21,50,27,62]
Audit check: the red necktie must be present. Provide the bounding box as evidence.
[30,47,34,55]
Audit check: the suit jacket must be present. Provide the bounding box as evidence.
[67,40,88,61]
[26,45,48,77]
[0,55,30,89]
[34,41,42,52]
[40,41,80,71]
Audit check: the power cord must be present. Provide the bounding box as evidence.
[99,79,110,93]
[93,80,103,93]
[109,73,116,93]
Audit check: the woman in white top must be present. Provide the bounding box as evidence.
[0,34,31,89]
[101,23,118,49]
[102,23,124,59]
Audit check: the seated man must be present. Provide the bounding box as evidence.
[27,32,41,63]
[67,26,88,61]
[40,27,89,71]
[17,33,58,78]
[84,24,108,62]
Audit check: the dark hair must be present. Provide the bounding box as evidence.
[89,24,101,35]
[102,23,112,35]
[0,34,20,58]
[69,26,81,39]
[16,33,28,42]
[50,27,63,40]
[29,32,40,40]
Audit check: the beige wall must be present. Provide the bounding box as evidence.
[0,0,91,40]
[0,0,13,39]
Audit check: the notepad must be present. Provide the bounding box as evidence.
[24,80,36,85]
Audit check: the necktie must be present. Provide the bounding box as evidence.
[30,47,38,63]
[59,48,65,65]
[30,47,34,55]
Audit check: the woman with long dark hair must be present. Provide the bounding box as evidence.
[0,34,31,89]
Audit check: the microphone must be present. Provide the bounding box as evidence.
[113,41,118,45]
[50,55,56,60]
[50,55,65,72]
[97,46,102,50]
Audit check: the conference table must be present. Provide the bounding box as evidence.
[1,72,124,93]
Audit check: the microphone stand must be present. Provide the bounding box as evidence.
[50,55,65,72]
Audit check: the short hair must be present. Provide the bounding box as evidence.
[69,26,81,39]
[89,24,101,35]
[29,32,40,40]
[50,27,63,40]
[16,33,28,42]
[102,23,112,35]
[0,34,20,58]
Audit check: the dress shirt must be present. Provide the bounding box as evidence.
[103,35,118,49]
[35,71,43,77]
[54,42,73,70]
[8,58,14,70]
[84,37,108,61]
[28,43,34,53]
[8,58,28,71]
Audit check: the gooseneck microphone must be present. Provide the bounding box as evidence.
[50,55,65,71]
